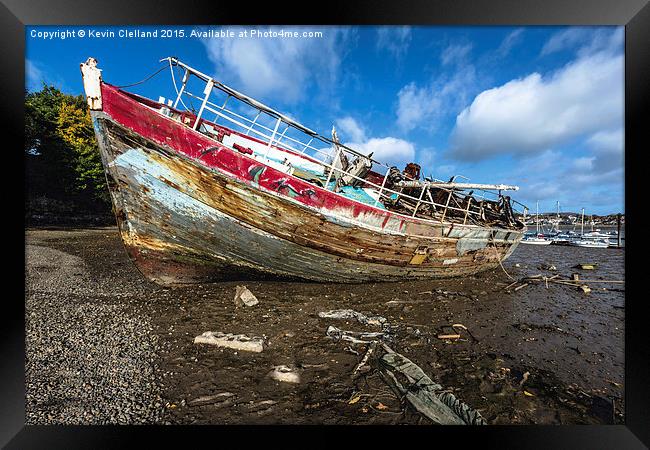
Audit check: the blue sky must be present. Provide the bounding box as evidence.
[26,25,624,215]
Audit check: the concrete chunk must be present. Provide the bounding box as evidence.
[234,285,259,307]
[268,365,301,384]
[194,331,264,352]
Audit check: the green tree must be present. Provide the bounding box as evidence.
[57,100,107,201]
[25,85,109,208]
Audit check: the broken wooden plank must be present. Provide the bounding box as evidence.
[377,344,486,425]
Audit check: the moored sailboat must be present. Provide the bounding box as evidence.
[520,201,552,245]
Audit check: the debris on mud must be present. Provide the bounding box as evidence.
[325,325,385,344]
[437,326,461,340]
[318,309,387,327]
[377,343,487,425]
[234,285,259,307]
[26,228,625,425]
[268,365,301,384]
[504,271,623,293]
[188,392,235,407]
[194,331,264,352]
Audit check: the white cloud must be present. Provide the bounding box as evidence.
[201,26,353,103]
[497,146,623,213]
[540,27,623,57]
[540,28,592,56]
[335,116,366,142]
[376,26,412,59]
[587,128,623,153]
[396,82,441,132]
[417,147,436,168]
[497,29,524,57]
[346,137,415,166]
[332,116,415,165]
[441,43,472,66]
[331,116,416,166]
[26,59,44,91]
[572,156,595,171]
[450,39,623,161]
[586,127,624,173]
[396,65,477,132]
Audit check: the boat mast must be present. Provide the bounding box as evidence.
[536,201,540,234]
[581,208,585,236]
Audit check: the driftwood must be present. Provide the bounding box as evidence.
[377,343,486,425]
[326,325,384,344]
[352,342,377,376]
[319,309,386,327]
[508,273,624,292]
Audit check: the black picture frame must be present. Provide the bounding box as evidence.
[4,0,648,447]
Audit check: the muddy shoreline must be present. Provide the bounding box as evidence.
[25,226,624,425]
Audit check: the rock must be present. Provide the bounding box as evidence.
[268,365,301,384]
[194,331,264,352]
[234,285,259,307]
[188,392,235,407]
[247,400,278,412]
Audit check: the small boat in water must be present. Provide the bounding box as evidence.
[570,239,610,248]
[520,201,552,245]
[569,209,613,248]
[521,235,553,245]
[80,57,527,285]
[549,231,576,245]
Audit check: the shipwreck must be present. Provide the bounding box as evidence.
[81,57,526,285]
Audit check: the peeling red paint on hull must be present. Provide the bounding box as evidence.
[91,83,523,285]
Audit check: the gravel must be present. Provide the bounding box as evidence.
[25,239,167,424]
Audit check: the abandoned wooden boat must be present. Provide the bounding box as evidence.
[81,57,527,285]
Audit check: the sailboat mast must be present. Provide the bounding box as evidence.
[581,208,585,235]
[536,201,539,234]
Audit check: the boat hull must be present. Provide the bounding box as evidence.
[520,239,552,245]
[92,85,524,285]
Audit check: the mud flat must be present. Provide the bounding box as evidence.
[25,227,624,425]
